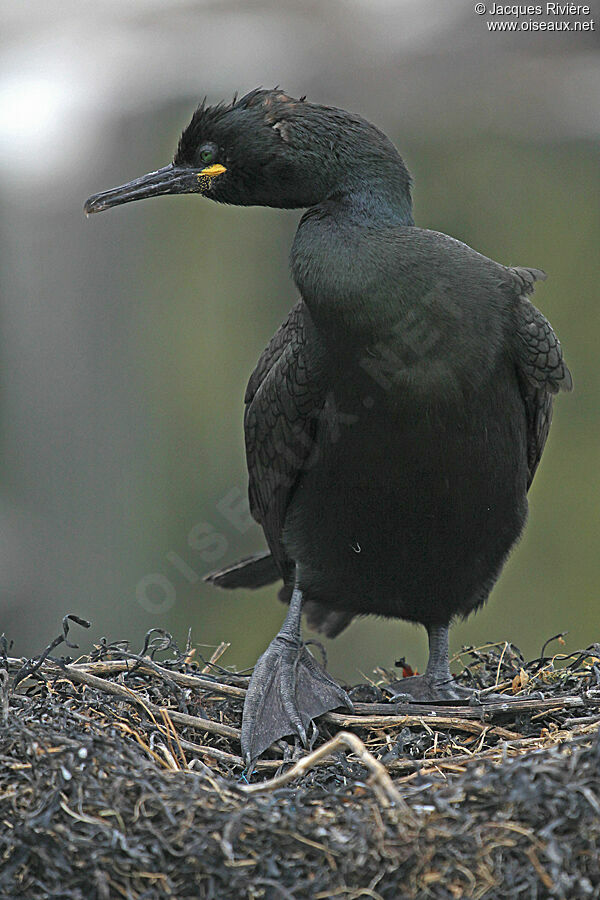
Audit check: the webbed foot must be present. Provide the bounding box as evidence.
[241,588,353,767]
[388,624,507,705]
[387,672,480,703]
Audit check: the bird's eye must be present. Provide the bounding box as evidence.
[200,146,215,164]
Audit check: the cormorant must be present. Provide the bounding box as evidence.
[84,89,572,766]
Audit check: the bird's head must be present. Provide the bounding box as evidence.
[84,89,412,215]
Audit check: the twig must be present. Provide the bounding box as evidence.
[240,731,411,815]
[159,707,189,770]
[325,711,520,740]
[201,642,231,672]
[177,737,281,770]
[391,721,600,778]
[69,659,247,699]
[352,695,591,718]
[494,641,509,687]
[41,661,240,741]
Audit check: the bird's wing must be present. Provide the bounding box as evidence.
[511,268,573,487]
[245,300,306,403]
[244,301,327,573]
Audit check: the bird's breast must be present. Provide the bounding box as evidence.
[282,364,529,617]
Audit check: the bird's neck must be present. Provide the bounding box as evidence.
[290,185,413,339]
[330,180,414,228]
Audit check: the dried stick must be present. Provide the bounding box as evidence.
[70,659,247,698]
[41,661,240,741]
[325,711,519,740]
[240,731,411,815]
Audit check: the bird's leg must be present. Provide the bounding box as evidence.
[424,623,453,684]
[389,624,483,702]
[241,585,353,768]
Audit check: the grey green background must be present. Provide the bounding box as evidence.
[1,0,598,679]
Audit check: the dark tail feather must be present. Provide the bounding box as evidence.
[303,599,354,639]
[205,551,280,590]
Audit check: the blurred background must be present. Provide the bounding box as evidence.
[1,0,598,680]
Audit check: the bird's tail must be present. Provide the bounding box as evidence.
[204,551,280,590]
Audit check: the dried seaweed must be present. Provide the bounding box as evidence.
[0,623,599,898]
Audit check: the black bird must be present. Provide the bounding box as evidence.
[85,89,572,766]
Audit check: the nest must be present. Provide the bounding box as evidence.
[1,616,599,899]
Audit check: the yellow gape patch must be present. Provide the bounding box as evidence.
[197,163,226,188]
